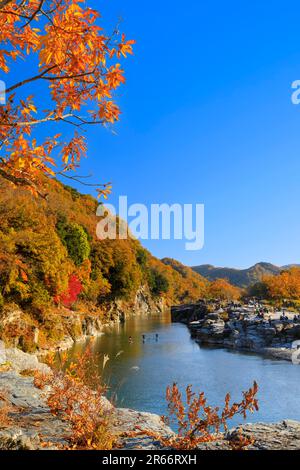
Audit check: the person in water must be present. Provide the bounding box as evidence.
[129,336,133,343]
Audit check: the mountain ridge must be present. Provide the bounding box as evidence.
[192,262,299,288]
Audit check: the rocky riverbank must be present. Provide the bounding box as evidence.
[0,341,299,450]
[171,303,300,362]
[0,340,172,450]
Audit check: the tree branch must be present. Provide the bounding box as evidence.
[0,9,30,18]
[6,65,57,94]
[22,0,45,27]
[57,171,108,187]
[1,113,105,128]
[41,69,96,81]
[0,167,47,199]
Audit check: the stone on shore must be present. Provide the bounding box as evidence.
[198,420,300,450]
[172,303,300,362]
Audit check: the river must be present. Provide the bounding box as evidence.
[67,311,300,427]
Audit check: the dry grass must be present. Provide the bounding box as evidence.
[34,346,118,450]
[0,389,12,428]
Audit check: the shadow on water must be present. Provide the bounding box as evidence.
[67,310,300,427]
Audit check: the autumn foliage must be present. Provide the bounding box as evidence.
[34,346,116,449]
[247,267,300,305]
[54,273,82,307]
[0,0,134,196]
[208,278,241,301]
[263,267,300,301]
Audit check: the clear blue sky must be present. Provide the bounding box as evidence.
[7,0,300,268]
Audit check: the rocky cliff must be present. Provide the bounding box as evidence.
[0,286,165,353]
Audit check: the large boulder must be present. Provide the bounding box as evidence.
[0,341,50,374]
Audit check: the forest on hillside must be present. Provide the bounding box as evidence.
[0,176,244,348]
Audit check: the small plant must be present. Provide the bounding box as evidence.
[34,346,117,450]
[129,381,259,450]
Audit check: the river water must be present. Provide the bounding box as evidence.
[68,311,300,427]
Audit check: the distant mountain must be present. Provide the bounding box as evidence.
[282,264,300,269]
[192,262,286,288]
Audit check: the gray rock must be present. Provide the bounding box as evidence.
[179,304,300,362]
[0,341,7,365]
[206,312,221,321]
[115,408,173,450]
[4,347,51,374]
[0,370,70,449]
[0,429,39,450]
[197,420,300,450]
[228,420,300,450]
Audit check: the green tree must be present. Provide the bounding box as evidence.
[56,218,90,266]
[148,268,170,296]
[136,248,148,268]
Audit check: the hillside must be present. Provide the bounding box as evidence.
[192,262,282,287]
[0,177,211,351]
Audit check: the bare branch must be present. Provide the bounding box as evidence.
[1,113,105,128]
[57,171,109,188]
[41,69,97,81]
[6,66,58,94]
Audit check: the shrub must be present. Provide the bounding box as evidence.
[148,268,169,296]
[129,382,259,450]
[55,274,83,308]
[34,347,117,450]
[29,282,51,310]
[136,248,148,268]
[83,277,111,303]
[56,218,90,266]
